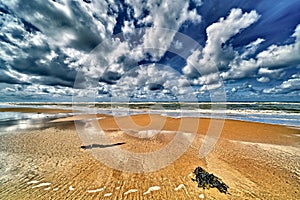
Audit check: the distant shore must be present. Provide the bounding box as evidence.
[0,107,299,199]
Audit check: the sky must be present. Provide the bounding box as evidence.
[0,0,300,102]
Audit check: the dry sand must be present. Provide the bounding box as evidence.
[0,111,299,199]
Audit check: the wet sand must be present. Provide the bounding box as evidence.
[0,110,299,199]
[0,107,74,114]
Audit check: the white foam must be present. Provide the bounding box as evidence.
[32,182,51,188]
[27,180,39,184]
[143,186,161,195]
[104,193,112,197]
[160,130,178,134]
[87,188,104,193]
[231,140,300,155]
[257,143,300,155]
[69,186,75,191]
[44,187,51,191]
[124,189,138,195]
[124,129,160,138]
[53,188,59,191]
[174,184,185,191]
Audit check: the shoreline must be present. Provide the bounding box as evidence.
[0,104,299,127]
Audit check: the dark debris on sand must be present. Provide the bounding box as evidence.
[192,167,229,194]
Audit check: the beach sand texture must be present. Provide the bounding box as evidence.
[0,110,299,199]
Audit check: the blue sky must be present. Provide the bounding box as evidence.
[0,0,300,102]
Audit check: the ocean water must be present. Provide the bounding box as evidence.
[0,102,299,128]
[76,102,300,127]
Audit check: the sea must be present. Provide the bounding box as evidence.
[0,102,299,133]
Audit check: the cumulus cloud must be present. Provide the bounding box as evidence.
[256,24,300,68]
[221,59,258,80]
[183,8,260,87]
[241,38,265,59]
[0,82,75,101]
[137,0,201,60]
[192,0,203,7]
[258,68,285,80]
[263,73,300,94]
[203,8,259,69]
[256,76,270,83]
[0,69,25,84]
[222,24,300,82]
[9,0,115,50]
[0,0,114,90]
[78,0,203,96]
[105,64,196,100]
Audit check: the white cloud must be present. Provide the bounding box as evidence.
[204,8,259,62]
[192,0,203,7]
[122,21,135,36]
[221,59,258,80]
[183,8,260,83]
[173,40,183,50]
[125,0,145,19]
[223,24,300,81]
[1,0,204,100]
[81,0,203,90]
[5,66,33,83]
[182,49,202,78]
[0,0,121,93]
[256,25,300,68]
[4,0,116,50]
[200,82,222,91]
[104,63,195,100]
[2,83,75,99]
[258,68,285,79]
[0,10,46,63]
[199,73,221,85]
[241,38,265,58]
[136,0,201,60]
[291,73,300,78]
[2,0,299,101]
[231,87,237,92]
[263,73,300,93]
[256,76,270,83]
[187,9,202,23]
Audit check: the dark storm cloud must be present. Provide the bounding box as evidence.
[11,50,77,85]
[99,71,122,84]
[0,0,112,89]
[5,0,104,51]
[148,83,164,91]
[0,69,25,84]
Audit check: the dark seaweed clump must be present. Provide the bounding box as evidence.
[192,167,229,194]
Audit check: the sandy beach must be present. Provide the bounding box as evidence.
[0,108,299,199]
